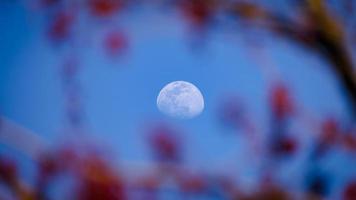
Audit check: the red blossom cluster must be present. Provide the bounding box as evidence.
[88,0,124,17]
[148,124,181,163]
[314,118,356,157]
[270,84,294,120]
[0,155,17,186]
[179,0,215,28]
[1,145,126,200]
[343,181,356,200]
[271,136,298,156]
[48,11,74,42]
[104,31,129,57]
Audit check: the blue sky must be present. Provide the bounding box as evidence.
[0,1,354,198]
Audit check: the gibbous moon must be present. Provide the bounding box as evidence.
[157,81,204,119]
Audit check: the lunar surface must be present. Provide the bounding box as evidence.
[157,81,204,119]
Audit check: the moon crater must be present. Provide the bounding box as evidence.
[157,81,204,119]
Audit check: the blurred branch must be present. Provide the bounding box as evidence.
[229,0,356,117]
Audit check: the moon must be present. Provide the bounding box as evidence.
[157,81,204,119]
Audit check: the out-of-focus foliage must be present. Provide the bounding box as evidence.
[0,0,355,199]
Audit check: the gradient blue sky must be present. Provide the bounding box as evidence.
[0,1,354,198]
